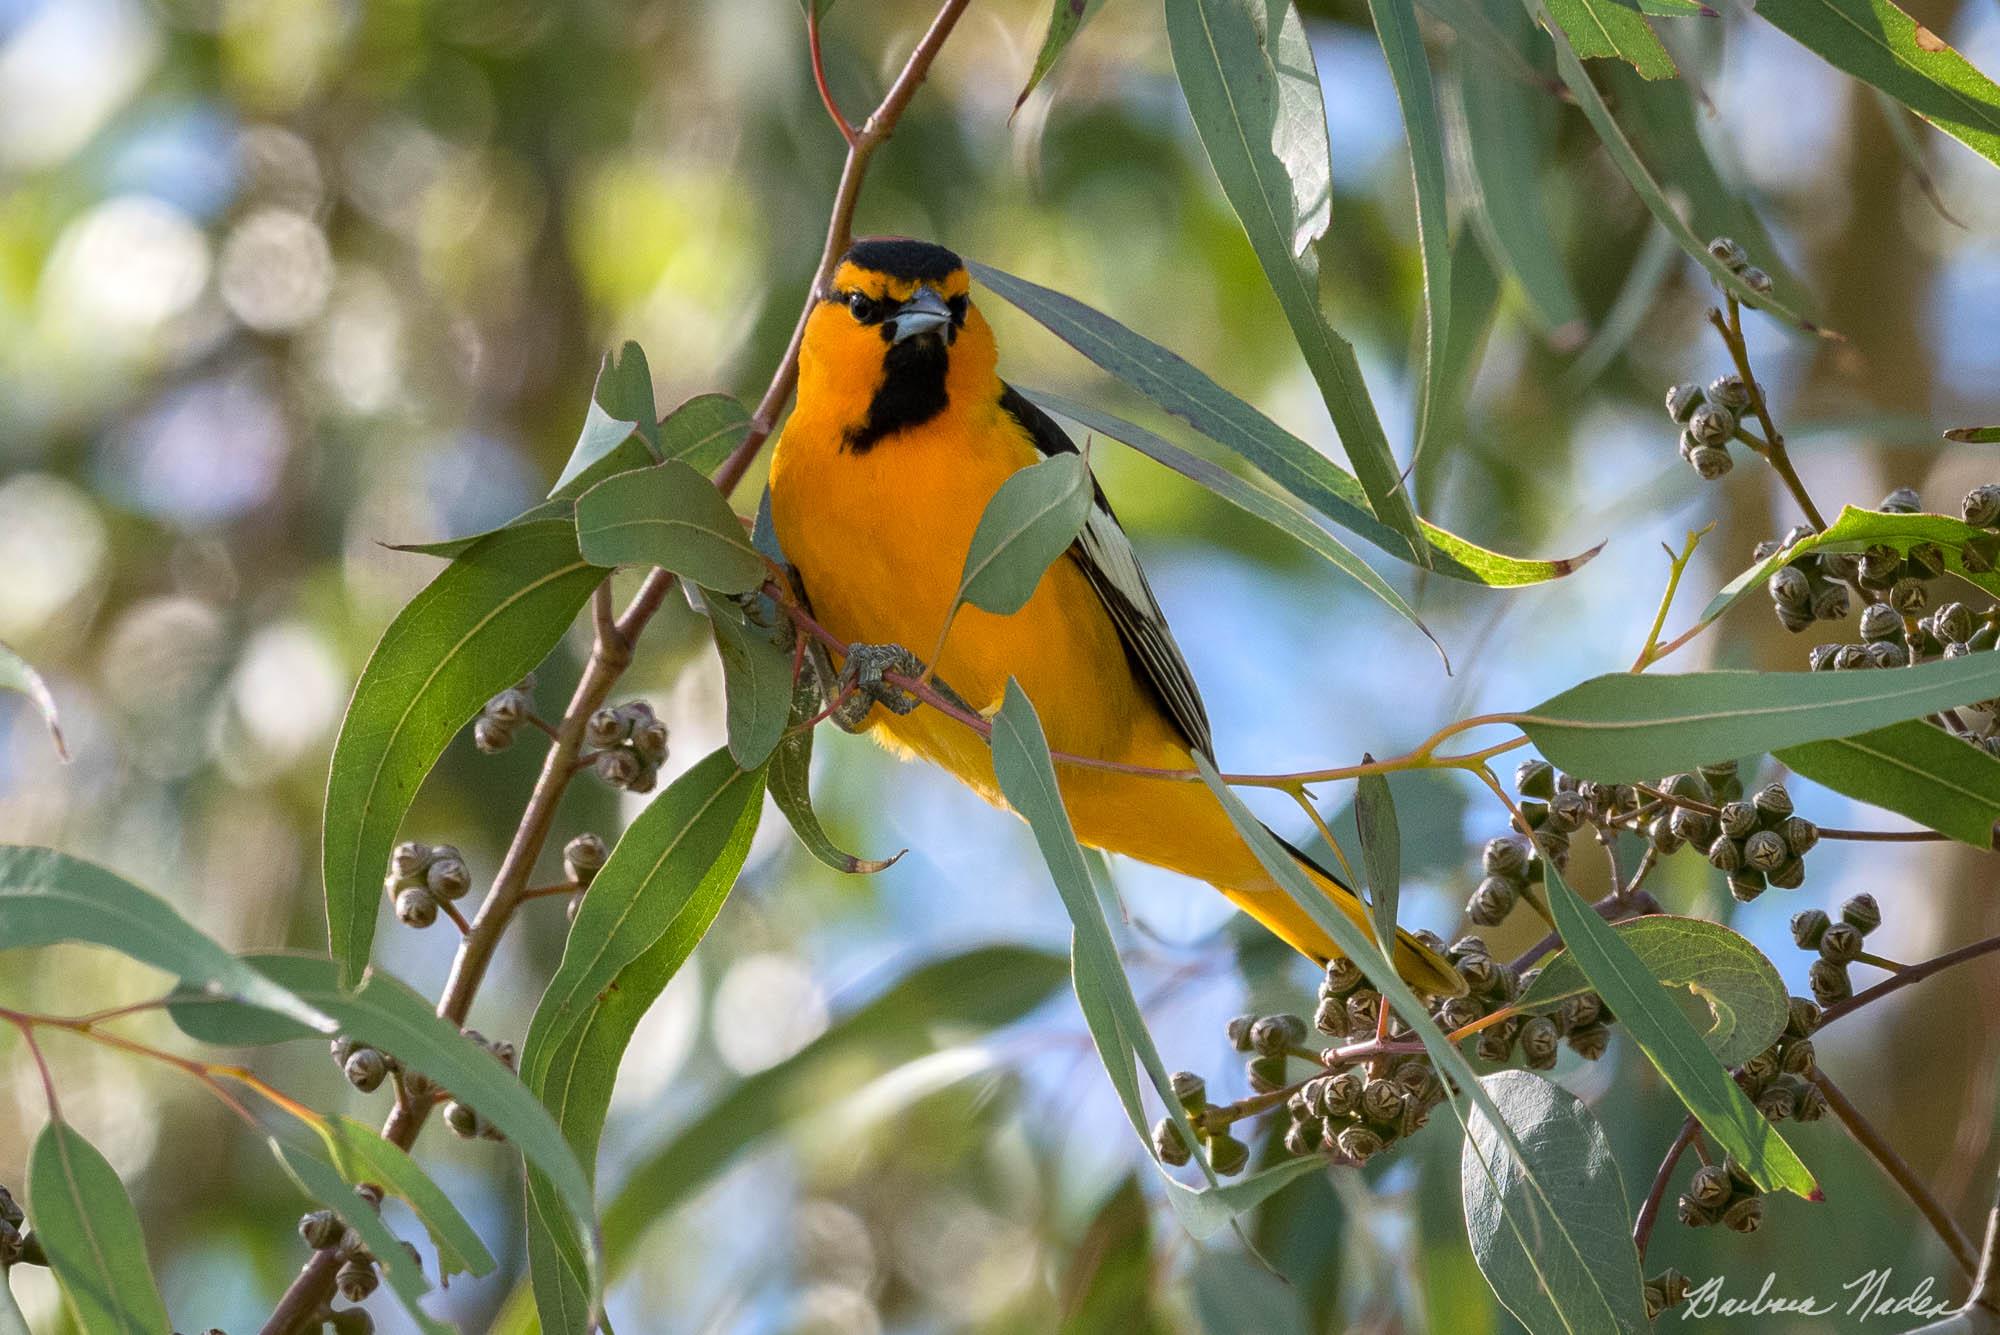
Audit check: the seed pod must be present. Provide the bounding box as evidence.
[472,717,514,753]
[1753,783,1794,821]
[1318,1071,1363,1121]
[344,1047,389,1093]
[563,832,609,887]
[1706,375,1752,413]
[1756,1081,1795,1122]
[1252,1013,1306,1054]
[1780,1037,1816,1076]
[1936,602,1975,644]
[1283,1119,1322,1158]
[1780,816,1819,856]
[1811,582,1852,622]
[1225,1014,1257,1052]
[443,1100,482,1139]
[1519,1016,1561,1070]
[585,707,629,748]
[335,1259,380,1302]
[1775,603,1815,634]
[299,1208,343,1251]
[1727,869,1767,903]
[1670,804,1715,847]
[1706,835,1743,872]
[1833,643,1872,671]
[389,841,431,880]
[1790,909,1830,950]
[1207,1133,1250,1176]
[1167,1071,1206,1112]
[1890,577,1929,615]
[1820,549,1862,582]
[1335,1124,1385,1164]
[1742,267,1774,297]
[1647,1267,1692,1319]
[1665,382,1705,424]
[1794,1081,1829,1122]
[1474,1022,1518,1064]
[1648,814,1684,856]
[1859,546,1902,588]
[1247,1054,1289,1093]
[1152,1118,1190,1166]
[1449,934,1490,960]
[425,855,470,901]
[1346,991,1381,1037]
[1689,1163,1733,1210]
[1313,996,1348,1038]
[631,718,670,765]
[1841,893,1882,934]
[1568,1022,1611,1061]
[1910,542,1948,580]
[1677,1195,1720,1228]
[1808,644,1840,672]
[1767,857,1807,891]
[1689,445,1734,480]
[395,886,438,929]
[1544,790,1588,833]
[1880,486,1922,514]
[1787,996,1822,1038]
[1482,836,1531,880]
[1361,1078,1407,1128]
[1767,565,1811,609]
[1741,1045,1781,1086]
[1867,640,1908,669]
[1818,922,1864,964]
[1968,536,2000,574]
[1722,1195,1765,1233]
[1707,236,1749,270]
[597,747,645,789]
[1858,602,1903,643]
[1467,876,1517,926]
[1688,402,1736,448]
[1966,485,2000,528]
[1434,996,1482,1033]
[1457,953,1502,997]
[1808,958,1852,1006]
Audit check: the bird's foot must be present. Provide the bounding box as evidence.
[832,642,925,732]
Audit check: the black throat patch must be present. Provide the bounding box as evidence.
[845,333,949,452]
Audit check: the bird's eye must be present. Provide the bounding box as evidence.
[846,291,879,322]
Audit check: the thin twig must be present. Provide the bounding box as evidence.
[1814,1072,1977,1277]
[1709,297,1827,530]
[1634,1117,1699,1258]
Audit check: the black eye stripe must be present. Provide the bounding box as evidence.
[947,294,968,326]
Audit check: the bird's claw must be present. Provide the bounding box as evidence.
[833,642,925,732]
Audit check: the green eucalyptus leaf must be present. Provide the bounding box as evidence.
[1461,1072,1651,1332]
[0,639,65,760]
[1542,0,1675,77]
[27,1122,171,1335]
[574,460,765,594]
[955,451,1093,616]
[1754,0,2000,172]
[323,520,603,984]
[1163,0,1428,563]
[550,342,659,498]
[387,499,575,560]
[321,1116,496,1279]
[1354,772,1401,961]
[1521,655,2000,781]
[271,1137,450,1335]
[1701,505,2000,627]
[770,670,904,873]
[1540,864,1817,1197]
[701,593,794,768]
[1519,915,1790,1065]
[522,748,768,1335]
[970,263,1598,585]
[1778,719,2000,848]
[1946,426,2000,444]
[0,846,331,1033]
[1014,0,1101,110]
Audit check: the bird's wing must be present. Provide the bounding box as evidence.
[997,383,1215,758]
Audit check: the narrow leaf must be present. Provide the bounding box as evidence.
[770,670,904,873]
[1163,0,1429,562]
[272,1138,450,1334]
[1702,505,2000,627]
[521,749,768,1334]
[1461,1072,1650,1332]
[0,846,331,1033]
[1541,864,1817,1196]
[1364,0,1454,464]
[971,262,1599,585]
[701,594,794,768]
[322,1117,496,1279]
[1024,390,1445,663]
[1354,772,1402,960]
[1519,654,2000,782]
[388,499,575,559]
[1015,0,1099,110]
[0,640,65,760]
[1947,426,2000,444]
[323,520,603,983]
[956,452,1093,615]
[550,342,659,498]
[1543,0,1675,78]
[1755,0,2000,172]
[574,460,765,594]
[1779,719,2000,848]
[1518,915,1790,1065]
[28,1122,171,1335]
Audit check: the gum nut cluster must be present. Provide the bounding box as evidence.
[562,830,609,922]
[1647,1268,1693,1321]
[588,699,669,792]
[1733,995,1828,1126]
[1792,893,1885,1007]
[1678,1153,1769,1235]
[330,1032,403,1093]
[386,839,471,929]
[442,1028,516,1143]
[473,673,538,753]
[1436,937,1615,1068]
[1664,371,1753,481]
[1151,1065,1252,1176]
[1700,780,1816,903]
[1706,235,1775,303]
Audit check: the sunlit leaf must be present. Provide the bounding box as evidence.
[1519,654,2000,781]
[1163,0,1428,563]
[1542,0,1675,78]
[1014,0,1101,111]
[321,1117,496,1279]
[574,460,765,594]
[550,342,659,498]
[1461,1072,1650,1331]
[27,1122,171,1335]
[1519,915,1790,1065]
[1540,864,1817,1196]
[521,748,768,1335]
[0,846,331,1033]
[323,520,603,983]
[1946,426,2000,443]
[0,640,65,760]
[955,451,1093,616]
[972,264,1599,586]
[1779,719,2000,848]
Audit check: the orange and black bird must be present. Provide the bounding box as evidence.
[769,237,1463,996]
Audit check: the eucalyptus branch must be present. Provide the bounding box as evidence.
[1634,1116,1701,1259]
[1708,295,1827,531]
[256,5,973,1330]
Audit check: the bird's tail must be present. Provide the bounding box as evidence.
[1219,827,1468,999]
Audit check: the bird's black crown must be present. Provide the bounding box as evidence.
[842,237,962,282]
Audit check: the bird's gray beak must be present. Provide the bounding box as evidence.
[889,286,953,343]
